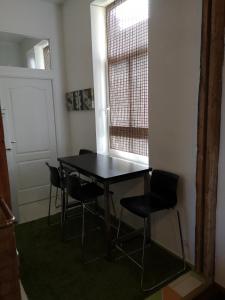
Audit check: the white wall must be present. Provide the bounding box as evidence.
[0,41,23,67]
[149,0,202,263]
[215,52,225,288]
[62,0,202,264]
[63,0,144,236]
[63,0,96,155]
[0,0,71,157]
[0,0,71,222]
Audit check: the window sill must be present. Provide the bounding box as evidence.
[109,149,149,167]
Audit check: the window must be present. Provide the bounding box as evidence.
[26,40,51,70]
[43,45,51,70]
[106,0,149,158]
[0,31,51,70]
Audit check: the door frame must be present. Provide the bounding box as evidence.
[0,70,58,222]
[195,0,225,280]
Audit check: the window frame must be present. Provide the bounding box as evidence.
[91,0,150,166]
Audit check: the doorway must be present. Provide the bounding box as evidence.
[0,78,57,222]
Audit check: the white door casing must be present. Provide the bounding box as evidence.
[0,78,57,220]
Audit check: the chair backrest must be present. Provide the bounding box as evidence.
[79,149,94,155]
[150,170,179,208]
[65,174,83,200]
[46,162,61,188]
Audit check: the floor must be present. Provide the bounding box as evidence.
[16,213,184,300]
[20,282,28,300]
[146,291,161,300]
[194,284,225,300]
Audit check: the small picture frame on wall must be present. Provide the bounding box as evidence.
[66,88,94,111]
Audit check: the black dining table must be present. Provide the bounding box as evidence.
[58,153,151,259]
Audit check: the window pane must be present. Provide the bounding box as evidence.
[130,53,148,129]
[109,60,130,127]
[106,0,149,157]
[0,32,51,70]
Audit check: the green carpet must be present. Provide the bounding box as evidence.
[145,291,162,300]
[16,214,183,300]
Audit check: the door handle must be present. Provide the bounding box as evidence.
[6,147,12,151]
[0,108,6,116]
[11,141,16,144]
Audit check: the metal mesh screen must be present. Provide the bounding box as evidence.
[106,0,149,156]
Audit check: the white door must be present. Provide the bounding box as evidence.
[0,78,57,221]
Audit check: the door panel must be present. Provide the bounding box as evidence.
[10,87,50,153]
[18,159,50,190]
[0,78,57,218]
[18,185,50,206]
[17,158,50,205]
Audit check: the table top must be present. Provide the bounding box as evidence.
[58,153,151,183]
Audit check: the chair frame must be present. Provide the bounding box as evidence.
[62,172,117,263]
[115,171,186,292]
[46,163,63,226]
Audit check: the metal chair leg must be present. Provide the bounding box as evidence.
[111,194,117,219]
[116,207,123,240]
[61,190,68,241]
[60,188,64,226]
[48,184,52,225]
[55,187,61,209]
[176,209,186,270]
[141,210,187,293]
[115,208,149,265]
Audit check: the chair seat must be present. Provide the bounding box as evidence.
[120,192,174,218]
[116,170,184,292]
[80,182,104,201]
[67,199,82,209]
[65,173,111,203]
[79,177,91,185]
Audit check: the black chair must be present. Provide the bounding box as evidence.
[78,149,95,184]
[64,173,105,261]
[46,162,64,225]
[116,169,186,292]
[78,148,117,218]
[59,149,94,181]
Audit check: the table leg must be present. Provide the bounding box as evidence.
[144,172,150,193]
[59,162,66,238]
[144,172,151,242]
[104,182,112,259]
